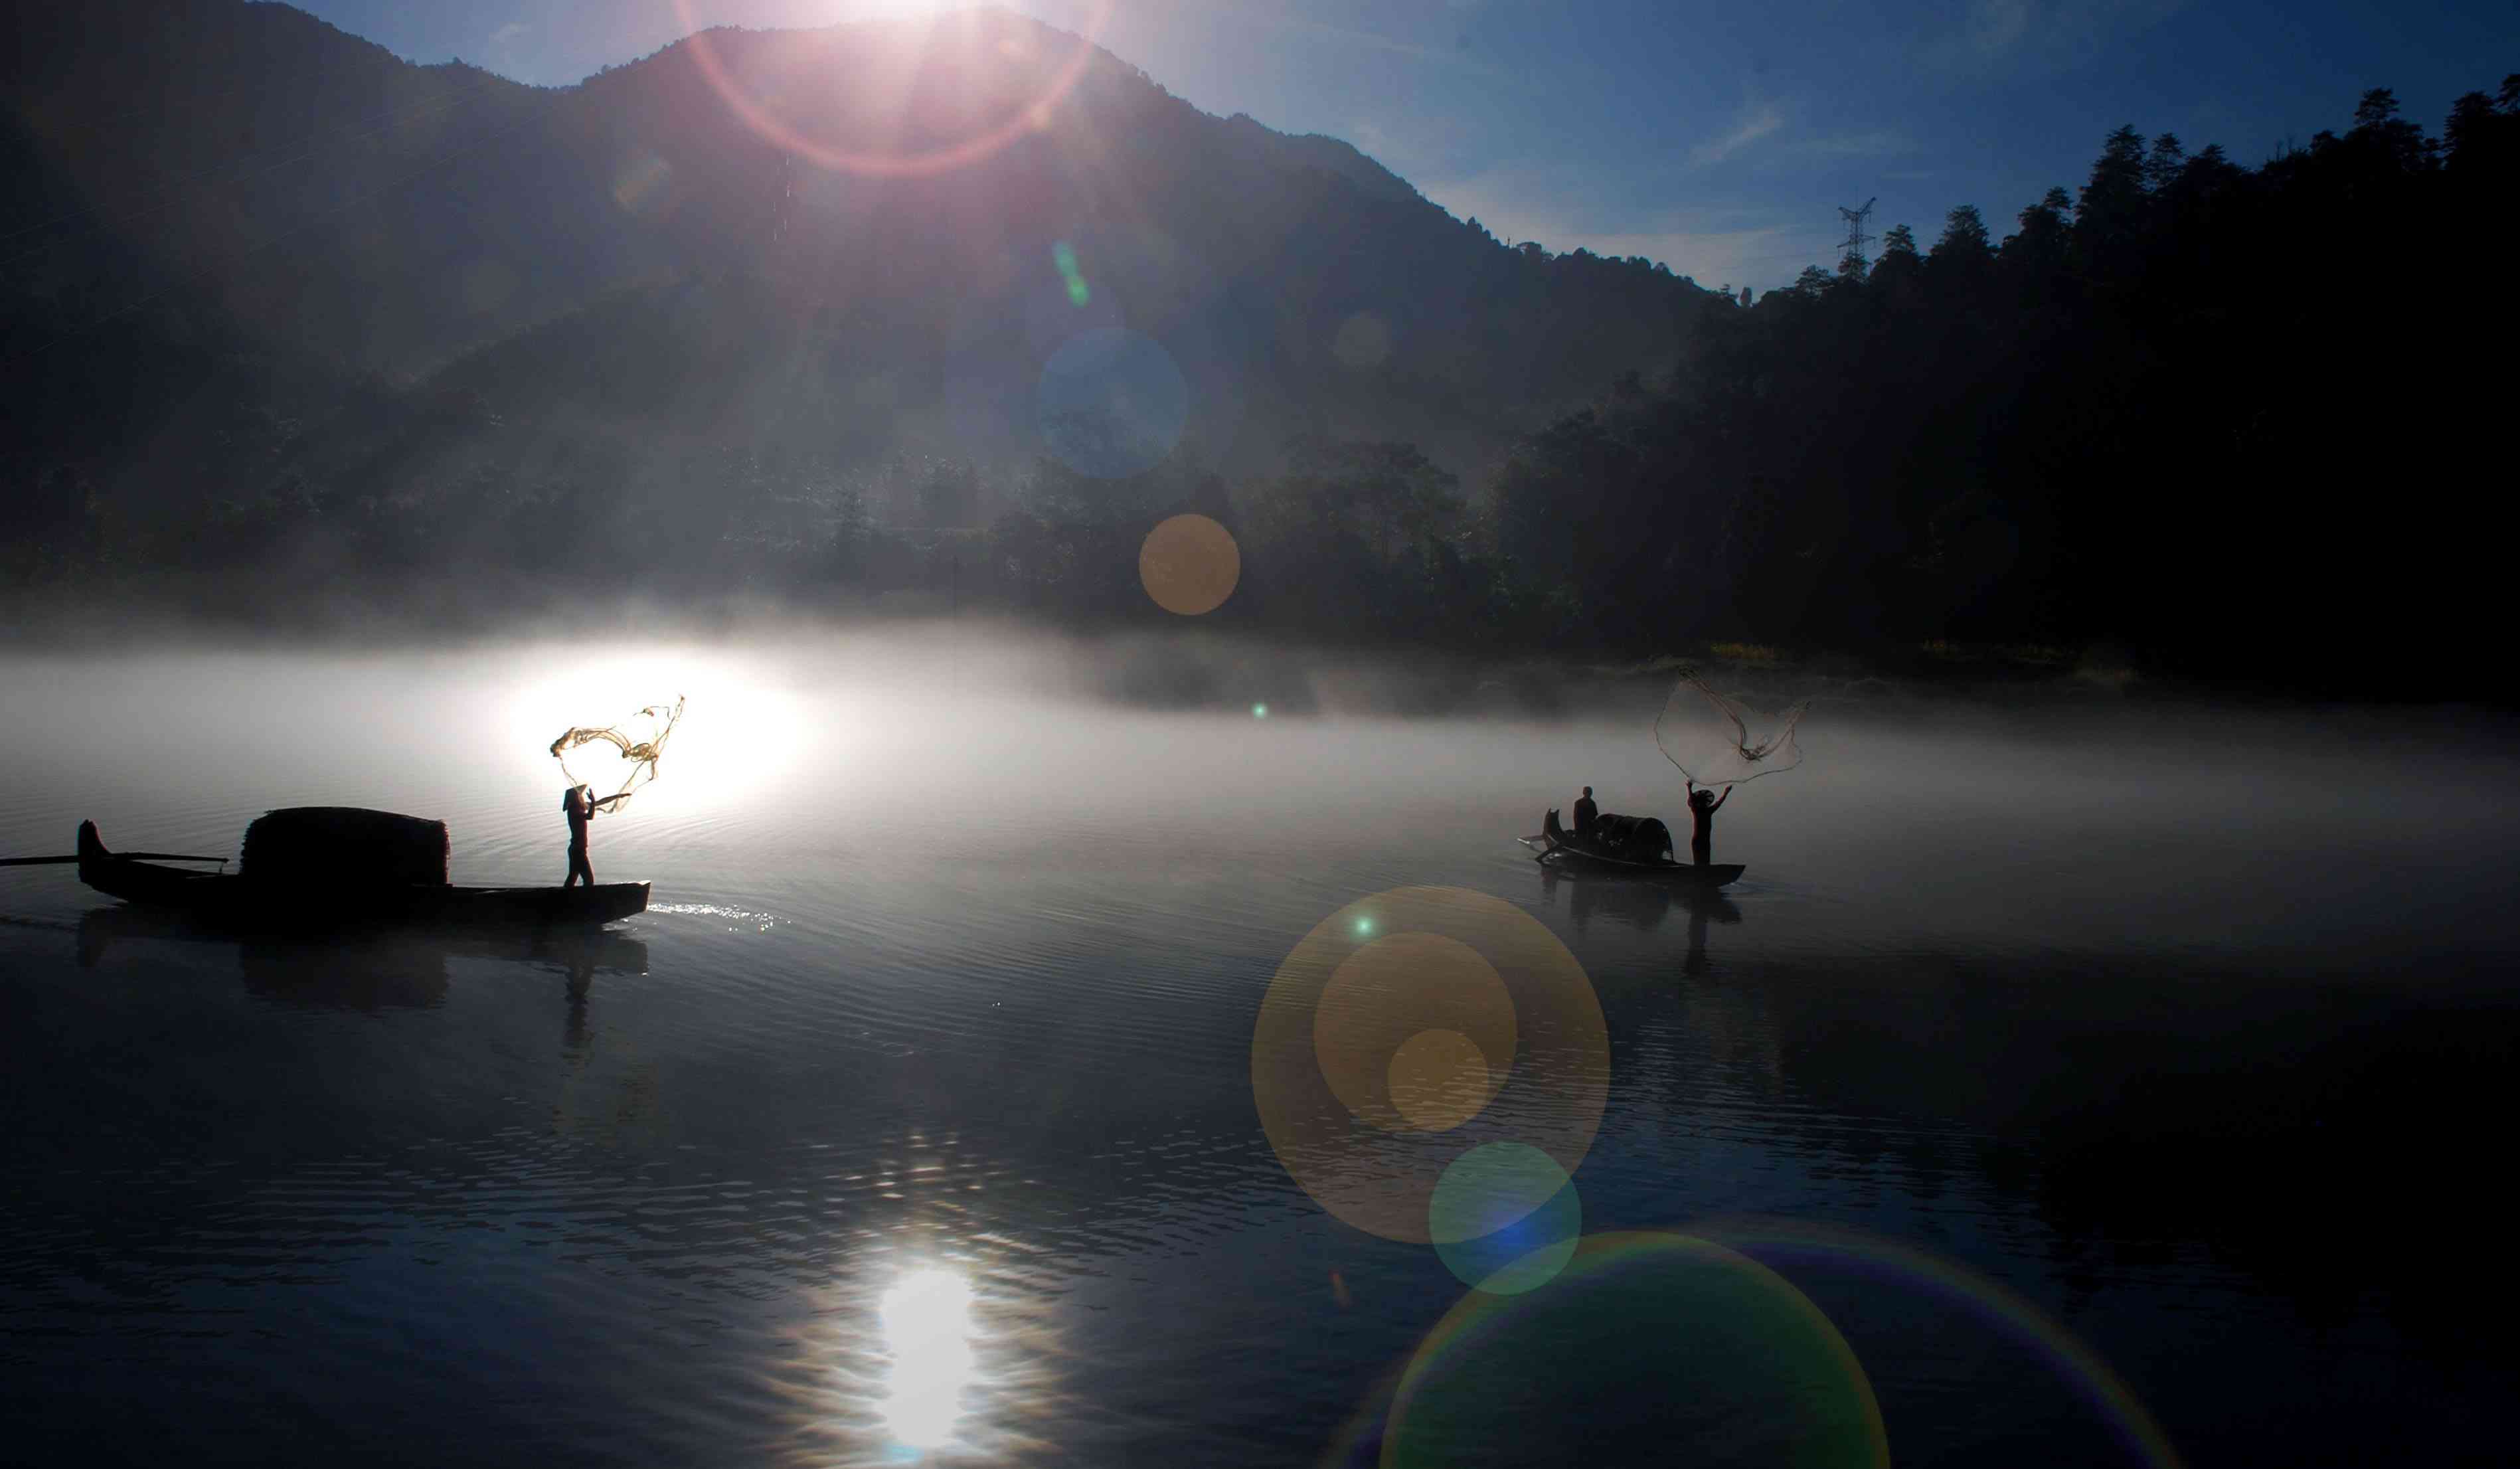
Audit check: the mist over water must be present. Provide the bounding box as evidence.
[4,629,2515,1466]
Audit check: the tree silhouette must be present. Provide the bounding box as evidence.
[1,44,2513,697]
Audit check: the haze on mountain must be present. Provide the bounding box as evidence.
[4,1,2514,697]
[5,3,1687,481]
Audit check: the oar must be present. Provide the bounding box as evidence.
[1,853,228,867]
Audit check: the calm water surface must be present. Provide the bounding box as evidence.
[3,635,2514,1467]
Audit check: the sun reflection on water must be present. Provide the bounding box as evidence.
[879,1268,977,1451]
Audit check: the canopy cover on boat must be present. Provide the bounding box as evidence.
[241,808,450,887]
[1590,814,1675,861]
[1544,809,1674,862]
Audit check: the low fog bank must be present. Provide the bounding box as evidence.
[9,627,2513,972]
[11,598,2483,730]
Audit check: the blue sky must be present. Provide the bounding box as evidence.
[290,0,2515,291]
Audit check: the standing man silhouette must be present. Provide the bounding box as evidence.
[1573,786,1599,841]
[562,785,610,887]
[1684,780,1731,866]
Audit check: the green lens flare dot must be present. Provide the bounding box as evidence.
[1429,1143,1579,1295]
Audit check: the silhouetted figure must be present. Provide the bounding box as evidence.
[1685,779,1731,866]
[563,785,600,887]
[1573,786,1598,839]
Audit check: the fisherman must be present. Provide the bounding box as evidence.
[562,784,618,887]
[1684,779,1731,866]
[1573,786,1599,840]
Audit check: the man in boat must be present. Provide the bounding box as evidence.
[1685,779,1732,866]
[1573,787,1599,841]
[562,786,624,887]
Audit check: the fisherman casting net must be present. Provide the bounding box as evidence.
[550,697,683,810]
[1655,671,1806,788]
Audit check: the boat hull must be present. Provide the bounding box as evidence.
[1518,836,1744,886]
[77,822,646,930]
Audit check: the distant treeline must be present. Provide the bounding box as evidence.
[1475,80,2520,691]
[6,77,2515,695]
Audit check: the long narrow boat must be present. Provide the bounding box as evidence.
[77,820,647,930]
[1517,833,1745,887]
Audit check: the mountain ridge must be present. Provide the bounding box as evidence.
[5,1,1706,492]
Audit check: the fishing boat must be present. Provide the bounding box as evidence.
[1519,809,1744,887]
[75,810,647,930]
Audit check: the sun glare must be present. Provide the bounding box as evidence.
[669,0,1117,178]
[880,1268,979,1449]
[512,648,808,811]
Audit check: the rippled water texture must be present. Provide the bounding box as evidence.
[3,632,2514,1466]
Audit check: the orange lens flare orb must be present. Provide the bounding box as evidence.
[1252,887,1607,1245]
[1386,1030,1492,1132]
[1138,513,1241,616]
[1314,932,1515,1133]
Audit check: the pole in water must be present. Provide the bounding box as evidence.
[2,852,227,867]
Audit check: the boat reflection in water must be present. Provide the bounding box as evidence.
[880,1267,979,1450]
[1540,867,1744,974]
[74,905,648,1011]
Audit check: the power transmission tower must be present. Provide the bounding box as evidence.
[1836,196,1878,270]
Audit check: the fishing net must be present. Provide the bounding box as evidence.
[1655,671,1807,788]
[549,697,683,811]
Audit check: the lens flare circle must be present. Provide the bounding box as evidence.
[1052,240,1092,306]
[1386,1030,1490,1132]
[1252,887,1607,1244]
[667,1,1115,180]
[1138,513,1241,616]
[1691,1219,2189,1469]
[1332,311,1393,369]
[1314,931,1515,1133]
[1428,1143,1579,1294]
[1369,1232,1891,1469]
[1038,327,1190,479]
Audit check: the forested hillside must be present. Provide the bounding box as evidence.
[3,2,2513,693]
[1470,84,2520,689]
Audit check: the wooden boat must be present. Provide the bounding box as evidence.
[1517,833,1744,886]
[1521,809,1744,887]
[76,820,647,930]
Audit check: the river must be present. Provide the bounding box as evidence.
[2,631,2512,1466]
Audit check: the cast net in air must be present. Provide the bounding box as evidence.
[549,697,683,811]
[1655,671,1807,788]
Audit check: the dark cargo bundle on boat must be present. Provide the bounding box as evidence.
[1588,814,1674,861]
[242,808,450,887]
[1545,809,1673,861]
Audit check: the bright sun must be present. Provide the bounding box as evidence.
[822,0,954,17]
[879,1268,977,1448]
[515,646,808,813]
